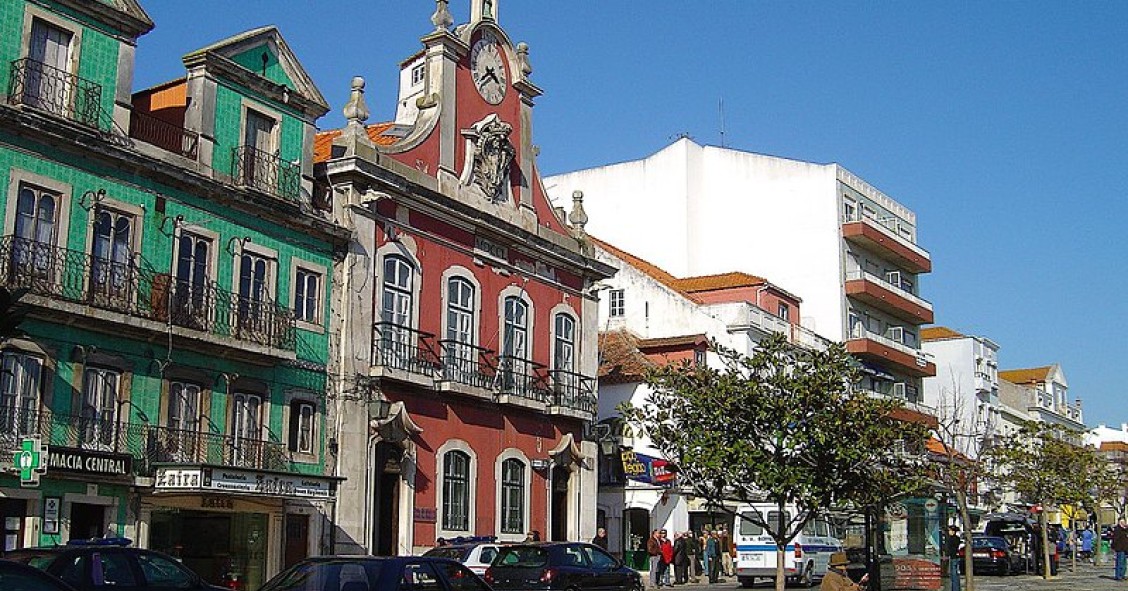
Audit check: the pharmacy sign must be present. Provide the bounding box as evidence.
[13,437,48,487]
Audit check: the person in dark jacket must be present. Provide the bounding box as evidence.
[686,530,702,582]
[1113,519,1128,580]
[945,525,962,591]
[592,527,609,549]
[673,532,690,584]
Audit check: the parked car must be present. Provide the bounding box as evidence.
[5,538,224,591]
[484,543,642,591]
[958,535,1019,576]
[423,539,503,576]
[259,556,490,591]
[0,558,79,591]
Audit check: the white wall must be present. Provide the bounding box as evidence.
[923,338,979,436]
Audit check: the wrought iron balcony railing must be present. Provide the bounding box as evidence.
[0,236,296,351]
[128,109,199,159]
[232,145,301,202]
[7,58,101,128]
[372,322,441,376]
[548,369,596,414]
[496,354,550,404]
[438,339,496,389]
[0,408,291,476]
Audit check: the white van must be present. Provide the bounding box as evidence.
[733,503,843,587]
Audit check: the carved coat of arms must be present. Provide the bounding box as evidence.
[460,114,515,203]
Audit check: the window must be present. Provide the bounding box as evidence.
[0,352,41,434]
[502,296,528,360]
[294,267,321,324]
[80,367,119,448]
[445,277,476,378]
[842,201,856,222]
[583,545,618,569]
[500,458,525,534]
[442,450,470,531]
[241,108,277,187]
[777,303,790,322]
[90,208,135,302]
[12,183,58,275]
[167,381,202,462]
[380,256,416,363]
[411,64,425,86]
[25,18,73,116]
[231,392,263,465]
[553,314,575,373]
[136,552,197,588]
[288,400,315,454]
[608,289,624,317]
[237,250,273,332]
[174,231,211,323]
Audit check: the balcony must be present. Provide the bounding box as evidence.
[0,409,291,476]
[0,236,296,353]
[495,355,550,411]
[846,326,936,378]
[371,323,441,387]
[844,270,934,324]
[547,369,597,419]
[842,211,931,274]
[7,58,102,129]
[232,145,300,203]
[128,108,198,159]
[436,340,496,400]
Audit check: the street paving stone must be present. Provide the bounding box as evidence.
[668,561,1124,590]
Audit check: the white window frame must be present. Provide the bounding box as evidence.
[285,391,319,462]
[435,439,477,539]
[608,289,625,318]
[495,449,531,541]
[79,366,120,450]
[290,257,327,332]
[4,170,73,249]
[0,351,43,436]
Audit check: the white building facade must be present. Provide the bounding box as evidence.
[547,138,937,407]
[921,327,1002,457]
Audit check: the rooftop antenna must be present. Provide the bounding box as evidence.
[719,97,727,148]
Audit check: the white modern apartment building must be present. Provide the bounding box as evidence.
[547,138,937,405]
[921,327,1002,456]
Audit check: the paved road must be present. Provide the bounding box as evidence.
[662,560,1122,590]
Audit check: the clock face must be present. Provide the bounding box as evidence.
[470,33,507,105]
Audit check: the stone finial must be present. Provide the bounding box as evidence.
[432,0,454,31]
[569,190,589,231]
[342,76,370,126]
[516,42,533,77]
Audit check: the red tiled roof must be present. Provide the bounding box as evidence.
[314,122,399,162]
[998,366,1053,385]
[589,236,702,303]
[672,272,767,293]
[638,334,708,350]
[598,330,655,384]
[920,326,964,341]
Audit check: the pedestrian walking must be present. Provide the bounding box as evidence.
[818,552,867,591]
[1112,519,1128,580]
[1080,526,1095,564]
[945,525,962,591]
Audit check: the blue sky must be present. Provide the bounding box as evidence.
[133,2,1128,428]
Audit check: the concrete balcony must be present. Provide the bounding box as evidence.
[846,327,936,378]
[842,213,931,274]
[845,270,934,324]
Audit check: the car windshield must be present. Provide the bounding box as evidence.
[3,551,57,570]
[263,560,384,591]
[494,547,549,567]
[422,548,469,561]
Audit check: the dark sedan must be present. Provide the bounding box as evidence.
[0,559,79,591]
[485,543,642,591]
[6,540,224,591]
[259,556,490,591]
[959,536,1018,576]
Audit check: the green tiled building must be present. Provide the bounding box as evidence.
[0,1,347,585]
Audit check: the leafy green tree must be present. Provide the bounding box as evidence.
[986,420,1099,579]
[622,333,930,591]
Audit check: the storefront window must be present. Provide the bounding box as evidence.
[150,509,268,591]
[879,497,942,590]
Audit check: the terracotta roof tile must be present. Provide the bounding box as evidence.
[672,272,767,293]
[998,366,1053,385]
[1101,441,1128,453]
[589,236,701,303]
[314,122,399,163]
[638,334,708,350]
[921,326,964,341]
[598,330,655,384]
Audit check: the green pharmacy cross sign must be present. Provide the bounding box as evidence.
[13,436,48,487]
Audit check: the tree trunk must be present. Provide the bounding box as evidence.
[1040,511,1052,579]
[957,491,976,591]
[775,544,786,591]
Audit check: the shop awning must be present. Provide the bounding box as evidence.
[152,464,344,501]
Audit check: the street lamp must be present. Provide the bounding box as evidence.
[368,398,392,421]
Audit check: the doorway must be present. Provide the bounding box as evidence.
[283,514,309,570]
[1,498,27,555]
[372,442,402,555]
[550,466,570,541]
[69,503,105,541]
[623,508,651,571]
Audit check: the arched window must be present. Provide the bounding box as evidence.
[500,458,525,534]
[380,256,415,364]
[445,277,476,380]
[442,450,471,531]
[553,314,575,373]
[502,296,528,359]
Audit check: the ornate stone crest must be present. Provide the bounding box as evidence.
[459,114,515,203]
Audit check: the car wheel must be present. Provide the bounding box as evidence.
[738,576,755,588]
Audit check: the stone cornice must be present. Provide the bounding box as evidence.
[49,0,154,39]
[182,52,329,120]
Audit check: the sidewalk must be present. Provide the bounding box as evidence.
[667,560,1121,590]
